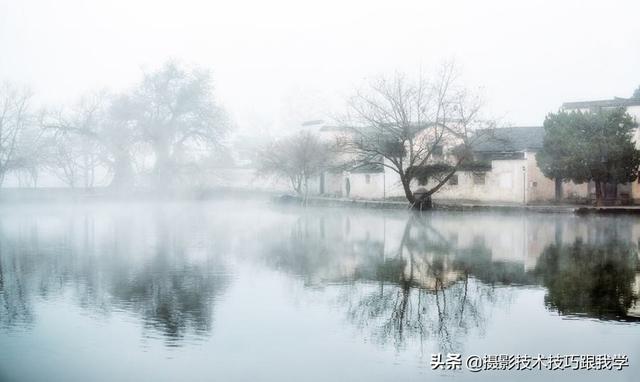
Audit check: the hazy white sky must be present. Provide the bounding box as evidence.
[1,0,639,131]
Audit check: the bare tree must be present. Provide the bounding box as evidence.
[342,64,492,208]
[119,61,229,190]
[47,133,87,188]
[256,131,333,200]
[0,83,34,187]
[43,91,138,190]
[9,120,49,187]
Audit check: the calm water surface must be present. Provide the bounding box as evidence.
[0,200,639,381]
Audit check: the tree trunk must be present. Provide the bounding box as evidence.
[153,139,172,192]
[109,152,134,193]
[595,181,603,206]
[554,178,563,201]
[606,183,617,202]
[400,174,416,204]
[303,176,309,206]
[413,195,432,210]
[400,174,431,210]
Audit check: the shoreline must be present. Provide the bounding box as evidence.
[284,195,640,215]
[1,187,639,215]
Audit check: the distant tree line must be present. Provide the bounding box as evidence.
[0,61,229,192]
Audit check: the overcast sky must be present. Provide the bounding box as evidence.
[1,0,639,131]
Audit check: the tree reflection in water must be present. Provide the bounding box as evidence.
[0,207,230,345]
[2,204,639,354]
[265,212,640,353]
[534,240,639,321]
[266,213,526,353]
[342,215,521,354]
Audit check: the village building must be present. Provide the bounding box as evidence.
[307,121,589,204]
[301,94,640,206]
[427,126,588,204]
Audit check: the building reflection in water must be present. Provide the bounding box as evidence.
[263,210,640,352]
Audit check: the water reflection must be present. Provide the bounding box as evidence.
[1,202,639,358]
[0,205,230,345]
[263,210,640,353]
[535,240,639,321]
[265,213,517,352]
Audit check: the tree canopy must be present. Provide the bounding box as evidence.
[536,108,640,203]
[40,61,230,191]
[119,62,229,189]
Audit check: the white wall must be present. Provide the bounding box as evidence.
[422,152,589,204]
[343,172,385,199]
[525,152,588,202]
[428,158,528,203]
[305,152,591,204]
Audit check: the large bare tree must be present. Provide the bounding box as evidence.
[343,64,492,208]
[120,61,229,190]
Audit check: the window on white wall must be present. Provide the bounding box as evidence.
[449,175,458,185]
[365,174,371,184]
[473,173,486,185]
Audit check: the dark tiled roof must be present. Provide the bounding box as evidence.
[319,125,351,132]
[301,119,325,126]
[472,126,544,152]
[562,97,640,110]
[319,123,431,135]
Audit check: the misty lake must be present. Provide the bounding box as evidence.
[0,199,639,381]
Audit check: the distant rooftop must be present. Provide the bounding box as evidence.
[562,97,640,110]
[301,119,325,127]
[307,121,546,152]
[472,126,544,152]
[301,120,353,132]
[319,125,351,132]
[318,123,433,135]
[350,163,384,173]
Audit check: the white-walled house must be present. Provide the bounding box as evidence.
[306,122,587,204]
[420,126,588,204]
[298,111,639,205]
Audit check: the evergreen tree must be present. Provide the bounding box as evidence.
[537,108,640,205]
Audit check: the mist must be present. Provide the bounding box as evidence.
[1,2,640,381]
[3,0,640,129]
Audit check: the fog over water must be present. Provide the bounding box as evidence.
[0,199,638,381]
[1,1,640,381]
